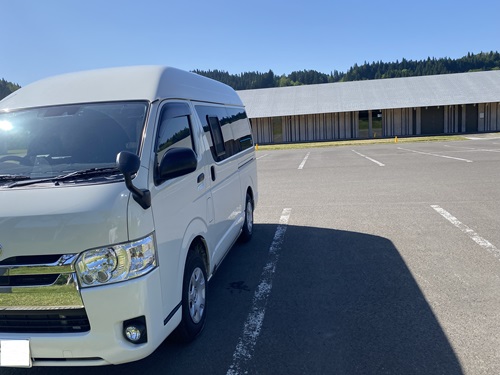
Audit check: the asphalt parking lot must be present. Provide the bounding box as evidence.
[3,135,500,375]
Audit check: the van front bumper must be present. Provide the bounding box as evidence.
[0,268,180,367]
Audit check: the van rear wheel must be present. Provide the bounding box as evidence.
[239,193,254,242]
[174,247,207,342]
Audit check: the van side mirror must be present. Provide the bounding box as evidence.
[157,147,197,184]
[116,151,151,209]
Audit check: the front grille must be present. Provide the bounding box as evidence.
[0,274,59,287]
[0,254,64,266]
[0,254,87,333]
[0,309,90,333]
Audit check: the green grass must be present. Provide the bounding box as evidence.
[8,266,72,276]
[255,135,467,150]
[0,285,83,307]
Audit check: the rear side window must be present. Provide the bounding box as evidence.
[207,115,225,158]
[155,102,194,168]
[226,108,254,152]
[195,105,253,162]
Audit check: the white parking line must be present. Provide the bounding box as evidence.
[227,208,292,375]
[431,205,500,259]
[256,154,269,160]
[465,136,500,140]
[298,152,310,169]
[443,145,500,153]
[398,147,473,162]
[352,150,385,166]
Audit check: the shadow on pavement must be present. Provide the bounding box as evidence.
[250,223,464,374]
[2,224,463,375]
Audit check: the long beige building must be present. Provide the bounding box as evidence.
[237,70,500,144]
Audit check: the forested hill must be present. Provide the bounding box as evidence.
[194,51,500,90]
[2,51,499,99]
[0,79,20,100]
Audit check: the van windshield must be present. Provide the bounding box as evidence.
[0,101,148,183]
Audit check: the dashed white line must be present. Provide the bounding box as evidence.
[227,208,292,375]
[352,150,385,166]
[465,136,500,140]
[443,145,500,153]
[431,205,500,259]
[398,147,473,162]
[298,152,310,169]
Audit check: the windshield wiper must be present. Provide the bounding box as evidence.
[53,167,121,181]
[0,174,31,182]
[7,167,122,188]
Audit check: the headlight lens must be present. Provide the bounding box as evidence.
[75,234,157,288]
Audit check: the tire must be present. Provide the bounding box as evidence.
[239,193,254,243]
[174,246,207,343]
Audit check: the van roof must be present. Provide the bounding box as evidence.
[0,66,243,110]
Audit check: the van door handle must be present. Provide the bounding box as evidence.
[211,166,216,181]
[197,173,205,183]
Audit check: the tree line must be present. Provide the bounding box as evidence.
[2,51,499,99]
[194,51,500,90]
[0,79,20,100]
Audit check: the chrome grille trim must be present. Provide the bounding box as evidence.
[0,254,84,311]
[0,254,77,276]
[0,254,90,333]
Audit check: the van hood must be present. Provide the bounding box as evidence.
[0,183,130,261]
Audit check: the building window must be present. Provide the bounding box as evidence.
[372,110,382,138]
[272,117,283,143]
[359,111,369,138]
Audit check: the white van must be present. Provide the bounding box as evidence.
[0,66,257,367]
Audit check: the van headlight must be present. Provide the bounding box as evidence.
[75,234,157,288]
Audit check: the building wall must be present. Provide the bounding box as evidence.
[250,102,499,144]
[480,102,500,132]
[445,105,462,134]
[252,112,359,144]
[383,108,416,136]
[445,103,500,133]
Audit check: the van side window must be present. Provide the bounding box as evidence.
[194,105,252,161]
[195,105,239,162]
[195,105,227,161]
[225,108,254,152]
[155,102,194,169]
[207,115,226,158]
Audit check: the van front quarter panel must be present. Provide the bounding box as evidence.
[0,65,257,367]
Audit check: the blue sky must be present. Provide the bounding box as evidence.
[2,0,499,86]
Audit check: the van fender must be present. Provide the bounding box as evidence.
[241,174,257,204]
[174,217,210,300]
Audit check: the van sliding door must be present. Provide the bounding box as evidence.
[195,105,243,266]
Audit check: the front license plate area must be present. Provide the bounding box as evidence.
[0,340,32,367]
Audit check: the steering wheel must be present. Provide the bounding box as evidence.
[0,155,26,163]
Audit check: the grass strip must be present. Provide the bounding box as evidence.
[255,135,467,150]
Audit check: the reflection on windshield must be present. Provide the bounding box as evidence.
[0,102,148,183]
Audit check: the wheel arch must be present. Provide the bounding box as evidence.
[189,235,210,277]
[173,219,211,303]
[246,186,254,205]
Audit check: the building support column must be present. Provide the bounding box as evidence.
[461,105,466,133]
[478,103,485,131]
[368,110,373,138]
[416,108,421,135]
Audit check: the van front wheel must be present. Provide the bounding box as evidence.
[239,193,254,242]
[174,248,207,342]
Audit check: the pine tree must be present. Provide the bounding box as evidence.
[191,51,500,90]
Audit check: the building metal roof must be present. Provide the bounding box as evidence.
[237,70,500,118]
